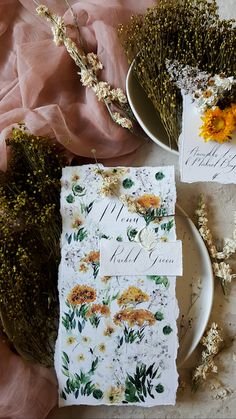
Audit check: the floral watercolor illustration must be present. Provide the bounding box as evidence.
[56,165,179,406]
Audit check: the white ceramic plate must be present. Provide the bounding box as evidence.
[176,206,213,366]
[126,60,179,155]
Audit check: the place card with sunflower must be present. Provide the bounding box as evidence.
[168,62,236,183]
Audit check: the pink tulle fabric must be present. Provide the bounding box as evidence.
[0,0,154,171]
[0,0,154,418]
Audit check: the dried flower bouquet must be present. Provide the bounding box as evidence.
[119,0,236,149]
[0,127,65,366]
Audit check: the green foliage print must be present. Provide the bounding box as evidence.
[160,219,174,232]
[123,363,162,403]
[61,352,103,400]
[65,227,88,244]
[144,207,167,225]
[117,326,145,348]
[62,302,88,333]
[147,275,169,288]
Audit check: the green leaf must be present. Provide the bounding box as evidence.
[87,202,94,214]
[155,383,164,393]
[75,389,79,399]
[66,194,75,204]
[116,235,123,242]
[160,219,174,232]
[65,233,72,244]
[61,390,67,400]
[62,351,69,364]
[155,172,165,180]
[90,357,99,373]
[127,227,138,241]
[155,311,164,321]
[93,389,103,399]
[163,325,173,335]
[101,234,109,239]
[147,275,169,288]
[127,373,136,386]
[146,363,154,377]
[123,178,134,189]
[80,203,86,214]
[76,228,88,242]
[72,184,86,196]
[151,367,159,379]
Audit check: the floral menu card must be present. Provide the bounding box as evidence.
[55,165,180,406]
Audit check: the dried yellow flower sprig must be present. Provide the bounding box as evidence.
[196,195,236,294]
[93,167,127,197]
[0,126,66,366]
[192,323,223,391]
[119,0,236,149]
[35,2,133,131]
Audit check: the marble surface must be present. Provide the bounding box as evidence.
[48,1,236,417]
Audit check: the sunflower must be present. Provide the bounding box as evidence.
[67,284,96,305]
[117,286,149,306]
[199,107,235,143]
[137,194,161,209]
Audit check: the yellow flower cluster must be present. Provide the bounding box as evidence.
[200,104,236,144]
[117,286,149,306]
[113,308,156,327]
[120,194,161,215]
[67,285,96,305]
[82,250,100,264]
[86,304,110,318]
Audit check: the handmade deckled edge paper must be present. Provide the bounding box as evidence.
[55,165,179,407]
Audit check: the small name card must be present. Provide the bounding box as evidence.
[180,95,236,184]
[100,239,182,276]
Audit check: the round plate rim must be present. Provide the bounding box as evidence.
[176,204,214,365]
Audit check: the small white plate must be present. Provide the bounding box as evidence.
[126,60,179,155]
[176,206,214,366]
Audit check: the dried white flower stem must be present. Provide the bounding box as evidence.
[34,2,134,131]
[192,323,223,391]
[195,194,236,294]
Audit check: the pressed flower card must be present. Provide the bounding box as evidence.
[180,95,236,183]
[55,165,180,407]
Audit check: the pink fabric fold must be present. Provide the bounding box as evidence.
[0,333,57,419]
[0,1,155,418]
[0,0,154,172]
